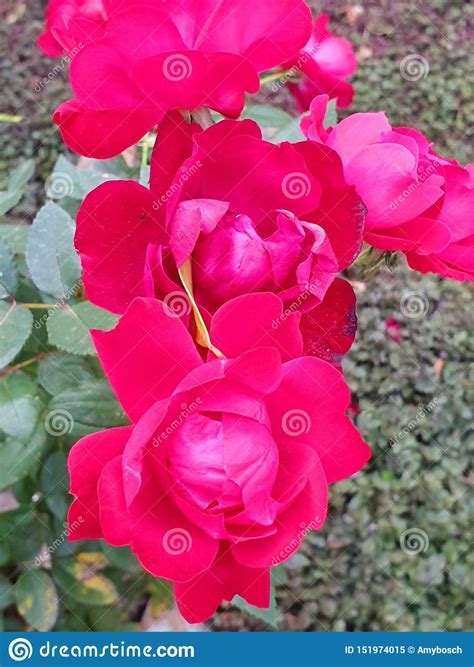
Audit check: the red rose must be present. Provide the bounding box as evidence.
[38,0,107,57]
[68,294,370,622]
[51,0,313,157]
[75,116,364,363]
[302,96,474,283]
[286,15,357,112]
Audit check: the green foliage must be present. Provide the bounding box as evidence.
[26,201,81,300]
[241,103,305,143]
[37,354,96,395]
[332,0,474,164]
[46,302,118,355]
[270,267,472,632]
[0,372,42,440]
[323,98,338,128]
[0,160,34,216]
[14,570,59,631]
[0,303,33,368]
[49,381,128,438]
[0,156,161,632]
[232,567,288,627]
[0,237,18,298]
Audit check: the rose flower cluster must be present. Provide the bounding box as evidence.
[39,0,473,623]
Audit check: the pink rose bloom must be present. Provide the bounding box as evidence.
[50,0,312,157]
[403,164,474,282]
[75,116,364,337]
[286,15,357,112]
[385,317,401,343]
[302,96,474,282]
[38,0,107,57]
[68,294,371,622]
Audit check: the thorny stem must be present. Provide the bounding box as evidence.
[352,248,397,281]
[0,352,59,378]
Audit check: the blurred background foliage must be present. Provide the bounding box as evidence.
[0,0,472,632]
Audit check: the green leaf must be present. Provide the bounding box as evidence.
[0,420,48,491]
[0,190,23,216]
[0,160,34,216]
[47,302,119,356]
[232,567,285,627]
[48,156,128,202]
[54,557,120,607]
[271,117,305,143]
[0,372,41,440]
[48,155,129,202]
[139,164,150,187]
[39,451,69,518]
[0,224,29,255]
[0,237,18,298]
[49,380,127,436]
[243,104,293,126]
[14,570,59,631]
[0,506,48,563]
[8,160,35,191]
[47,155,82,200]
[232,591,278,627]
[324,98,338,128]
[38,354,95,395]
[100,544,140,573]
[25,201,81,299]
[0,576,13,610]
[76,159,125,195]
[0,545,10,567]
[0,302,33,369]
[242,105,293,137]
